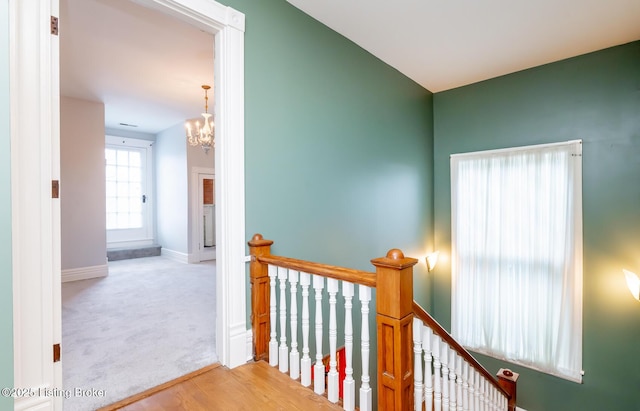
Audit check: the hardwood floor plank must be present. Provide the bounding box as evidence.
[107,361,344,411]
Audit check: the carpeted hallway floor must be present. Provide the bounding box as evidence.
[61,256,218,411]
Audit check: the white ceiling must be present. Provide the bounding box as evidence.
[60,0,214,134]
[287,0,640,92]
[61,0,640,135]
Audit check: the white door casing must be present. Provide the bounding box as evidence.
[191,168,216,263]
[10,0,62,409]
[10,1,246,410]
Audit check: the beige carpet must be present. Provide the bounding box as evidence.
[61,256,218,411]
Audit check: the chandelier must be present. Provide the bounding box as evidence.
[185,85,214,154]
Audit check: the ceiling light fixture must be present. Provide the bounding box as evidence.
[185,84,214,154]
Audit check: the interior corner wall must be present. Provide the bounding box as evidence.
[0,1,14,406]
[222,0,434,270]
[60,96,107,270]
[433,41,640,410]
[218,0,434,403]
[155,122,189,255]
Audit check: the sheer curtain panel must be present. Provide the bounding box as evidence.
[450,140,583,382]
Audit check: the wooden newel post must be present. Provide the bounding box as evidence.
[248,233,274,361]
[372,249,418,411]
[497,368,519,411]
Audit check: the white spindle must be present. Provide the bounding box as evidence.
[441,341,450,410]
[313,275,325,395]
[289,270,300,380]
[327,278,339,403]
[481,377,488,411]
[474,370,481,411]
[456,355,463,411]
[433,335,442,411]
[449,348,457,411]
[462,361,470,411]
[268,265,278,366]
[423,327,433,411]
[300,272,311,387]
[278,267,289,373]
[342,282,355,411]
[413,319,424,411]
[359,285,372,411]
[493,385,499,411]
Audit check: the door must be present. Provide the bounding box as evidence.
[199,173,216,261]
[105,136,153,247]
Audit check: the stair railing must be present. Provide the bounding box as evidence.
[248,234,517,411]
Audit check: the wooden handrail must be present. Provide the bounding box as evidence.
[257,255,377,288]
[412,301,511,400]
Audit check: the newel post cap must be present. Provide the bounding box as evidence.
[371,248,418,269]
[248,233,274,248]
[497,368,519,382]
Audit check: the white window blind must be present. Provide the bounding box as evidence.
[450,140,583,383]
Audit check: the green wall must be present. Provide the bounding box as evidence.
[0,1,14,409]
[220,0,434,291]
[220,1,434,405]
[433,41,640,410]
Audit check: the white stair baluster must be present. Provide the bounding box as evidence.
[449,348,457,411]
[300,272,311,387]
[479,377,485,411]
[423,327,433,411]
[474,370,481,411]
[342,282,355,411]
[327,278,339,403]
[493,384,498,411]
[289,270,300,380]
[413,319,424,411]
[268,265,278,367]
[455,355,463,411]
[278,267,289,373]
[441,341,450,410]
[462,361,470,411]
[432,335,442,411]
[313,275,325,395]
[359,285,372,411]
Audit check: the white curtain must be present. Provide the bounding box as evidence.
[451,140,583,383]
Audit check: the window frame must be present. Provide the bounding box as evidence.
[450,140,584,383]
[105,135,154,247]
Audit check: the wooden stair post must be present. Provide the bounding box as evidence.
[248,233,274,361]
[497,368,519,411]
[372,249,418,411]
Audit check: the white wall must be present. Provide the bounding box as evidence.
[60,96,107,272]
[155,122,189,255]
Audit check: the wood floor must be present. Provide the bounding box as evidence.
[98,361,345,411]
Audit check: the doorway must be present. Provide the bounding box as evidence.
[10,1,247,410]
[192,168,216,262]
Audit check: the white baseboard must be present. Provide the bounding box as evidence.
[246,328,253,362]
[61,264,109,283]
[161,248,189,263]
[516,407,528,411]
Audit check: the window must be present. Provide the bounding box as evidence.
[450,140,583,382]
[105,147,143,230]
[105,136,153,246]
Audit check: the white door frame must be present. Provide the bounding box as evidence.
[10,1,247,409]
[191,167,216,262]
